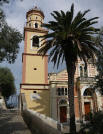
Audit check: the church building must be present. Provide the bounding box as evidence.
[20,6,103,123]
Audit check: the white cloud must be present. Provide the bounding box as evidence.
[3,0,103,31]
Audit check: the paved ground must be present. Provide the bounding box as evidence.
[0,109,31,134]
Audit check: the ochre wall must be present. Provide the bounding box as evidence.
[21,89,50,117]
[23,55,47,84]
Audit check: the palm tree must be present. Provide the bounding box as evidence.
[38,4,100,134]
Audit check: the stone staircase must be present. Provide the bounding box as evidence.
[0,109,31,134]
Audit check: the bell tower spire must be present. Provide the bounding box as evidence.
[23,6,48,54]
[26,6,44,29]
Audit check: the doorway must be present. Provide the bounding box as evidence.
[60,106,67,123]
[84,102,91,120]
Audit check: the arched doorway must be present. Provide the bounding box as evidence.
[82,88,97,120]
[58,99,68,123]
[83,88,93,120]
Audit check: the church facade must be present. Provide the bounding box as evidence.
[20,7,103,123]
[49,59,103,122]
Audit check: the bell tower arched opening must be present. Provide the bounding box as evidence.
[32,36,39,47]
[35,23,38,28]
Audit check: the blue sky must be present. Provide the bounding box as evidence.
[1,0,103,94]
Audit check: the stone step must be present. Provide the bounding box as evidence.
[0,109,31,134]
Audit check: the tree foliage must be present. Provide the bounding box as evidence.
[0,0,22,63]
[0,24,22,63]
[95,28,103,94]
[0,0,9,5]
[38,4,100,134]
[0,67,16,99]
[80,111,103,134]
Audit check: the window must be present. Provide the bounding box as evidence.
[57,88,67,96]
[33,91,37,93]
[35,23,38,28]
[84,88,92,96]
[61,88,64,95]
[32,36,39,47]
[80,66,83,77]
[58,88,61,96]
[80,65,88,77]
[29,23,31,27]
[65,88,67,95]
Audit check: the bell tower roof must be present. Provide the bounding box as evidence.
[26,6,44,19]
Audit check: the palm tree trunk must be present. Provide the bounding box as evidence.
[65,57,76,134]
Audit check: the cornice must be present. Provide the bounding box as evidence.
[24,27,48,33]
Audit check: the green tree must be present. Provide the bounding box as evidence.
[95,28,103,94]
[80,111,103,134]
[0,0,22,63]
[0,67,16,105]
[0,0,9,5]
[38,4,101,134]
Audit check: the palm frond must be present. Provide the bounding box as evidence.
[38,4,100,69]
[82,9,90,17]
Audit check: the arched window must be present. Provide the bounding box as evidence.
[59,99,67,105]
[80,66,83,77]
[83,88,92,96]
[32,36,39,47]
[35,23,38,28]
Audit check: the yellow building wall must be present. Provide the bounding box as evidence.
[21,89,50,116]
[24,55,46,84]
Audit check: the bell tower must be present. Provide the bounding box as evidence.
[20,7,50,116]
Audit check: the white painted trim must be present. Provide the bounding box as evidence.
[81,86,90,96]
[81,85,98,96]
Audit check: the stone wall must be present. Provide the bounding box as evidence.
[20,93,62,134]
[22,109,62,134]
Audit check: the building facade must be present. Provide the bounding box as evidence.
[49,59,103,123]
[21,6,103,123]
